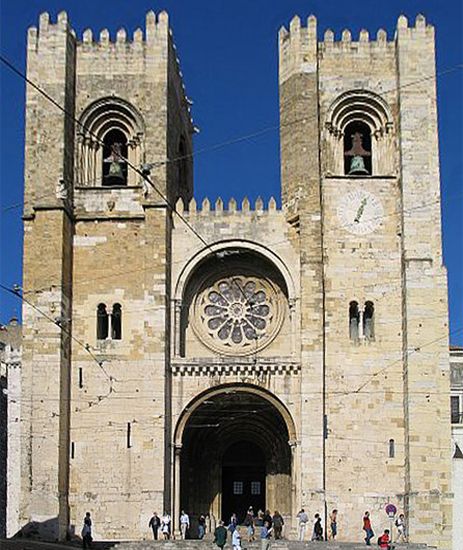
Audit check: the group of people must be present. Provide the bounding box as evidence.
[83,506,407,548]
[296,509,331,542]
[363,510,407,548]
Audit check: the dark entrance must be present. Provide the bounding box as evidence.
[222,441,266,523]
[179,387,293,529]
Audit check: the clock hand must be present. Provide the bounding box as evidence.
[354,198,367,223]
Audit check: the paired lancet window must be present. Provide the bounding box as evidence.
[349,300,375,341]
[97,303,122,341]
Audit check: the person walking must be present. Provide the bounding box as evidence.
[81,512,92,549]
[362,511,374,546]
[312,513,323,541]
[161,512,171,540]
[149,511,161,540]
[214,520,228,550]
[260,520,273,550]
[378,529,391,550]
[244,506,255,542]
[232,525,242,550]
[263,510,273,527]
[329,509,337,540]
[180,510,190,540]
[272,511,284,540]
[198,514,206,540]
[297,509,309,541]
[395,513,407,543]
[228,513,238,533]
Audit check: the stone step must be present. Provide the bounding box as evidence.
[113,542,430,550]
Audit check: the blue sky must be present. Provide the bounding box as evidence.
[0,0,462,345]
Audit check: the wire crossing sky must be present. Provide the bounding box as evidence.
[0,0,462,345]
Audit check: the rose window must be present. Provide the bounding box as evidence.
[192,274,284,355]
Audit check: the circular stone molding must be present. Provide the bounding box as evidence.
[190,268,285,356]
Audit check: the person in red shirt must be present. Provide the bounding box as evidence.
[362,511,374,546]
[379,529,391,550]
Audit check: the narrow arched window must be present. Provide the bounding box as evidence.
[344,121,372,175]
[102,129,128,186]
[349,301,360,340]
[389,438,395,458]
[364,301,375,340]
[178,137,188,189]
[111,303,122,340]
[97,303,109,340]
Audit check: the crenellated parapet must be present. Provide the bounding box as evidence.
[279,13,434,83]
[176,196,280,216]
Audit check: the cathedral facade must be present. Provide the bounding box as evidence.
[18,10,453,548]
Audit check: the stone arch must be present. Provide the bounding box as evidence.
[174,383,297,446]
[173,384,297,529]
[324,89,395,176]
[76,96,145,186]
[174,240,296,302]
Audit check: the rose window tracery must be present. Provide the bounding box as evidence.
[191,272,284,355]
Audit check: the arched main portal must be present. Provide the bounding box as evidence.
[175,386,294,529]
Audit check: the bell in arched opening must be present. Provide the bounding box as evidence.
[102,129,128,186]
[344,121,372,175]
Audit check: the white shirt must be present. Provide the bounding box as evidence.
[232,529,241,548]
[180,513,190,526]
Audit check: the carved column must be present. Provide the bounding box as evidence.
[289,298,297,356]
[174,299,182,357]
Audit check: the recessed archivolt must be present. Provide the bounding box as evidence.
[78,96,145,143]
[174,383,297,446]
[326,90,393,137]
[174,240,296,302]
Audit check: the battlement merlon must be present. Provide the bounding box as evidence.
[279,13,435,84]
[176,196,280,216]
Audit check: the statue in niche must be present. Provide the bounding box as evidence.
[345,131,371,175]
[104,142,126,185]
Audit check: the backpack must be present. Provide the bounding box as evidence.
[377,536,382,546]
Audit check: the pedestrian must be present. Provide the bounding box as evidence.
[297,508,309,541]
[214,520,228,550]
[228,513,238,533]
[395,513,407,542]
[81,512,92,549]
[263,509,273,527]
[244,506,255,542]
[260,520,273,550]
[256,509,264,526]
[180,510,190,540]
[312,513,323,541]
[232,525,242,550]
[378,529,391,550]
[198,514,206,540]
[362,511,374,546]
[161,511,171,540]
[329,509,337,540]
[149,511,161,540]
[272,511,284,540]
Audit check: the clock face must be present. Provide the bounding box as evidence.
[337,189,384,235]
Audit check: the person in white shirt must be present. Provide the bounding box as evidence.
[161,512,171,540]
[180,510,190,540]
[232,525,242,550]
[297,509,309,541]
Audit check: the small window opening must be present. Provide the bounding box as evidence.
[111,303,122,340]
[389,439,395,458]
[127,422,132,448]
[71,441,75,459]
[364,301,375,340]
[344,121,372,175]
[451,395,461,424]
[178,137,188,189]
[78,367,83,389]
[103,129,128,186]
[349,301,360,340]
[97,303,109,340]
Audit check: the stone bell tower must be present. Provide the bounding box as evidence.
[279,13,452,549]
[20,10,193,539]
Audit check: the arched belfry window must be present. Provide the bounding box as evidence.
[77,97,144,187]
[363,301,375,340]
[325,90,394,176]
[97,303,109,340]
[102,129,128,186]
[349,301,360,341]
[344,121,372,175]
[111,303,122,340]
